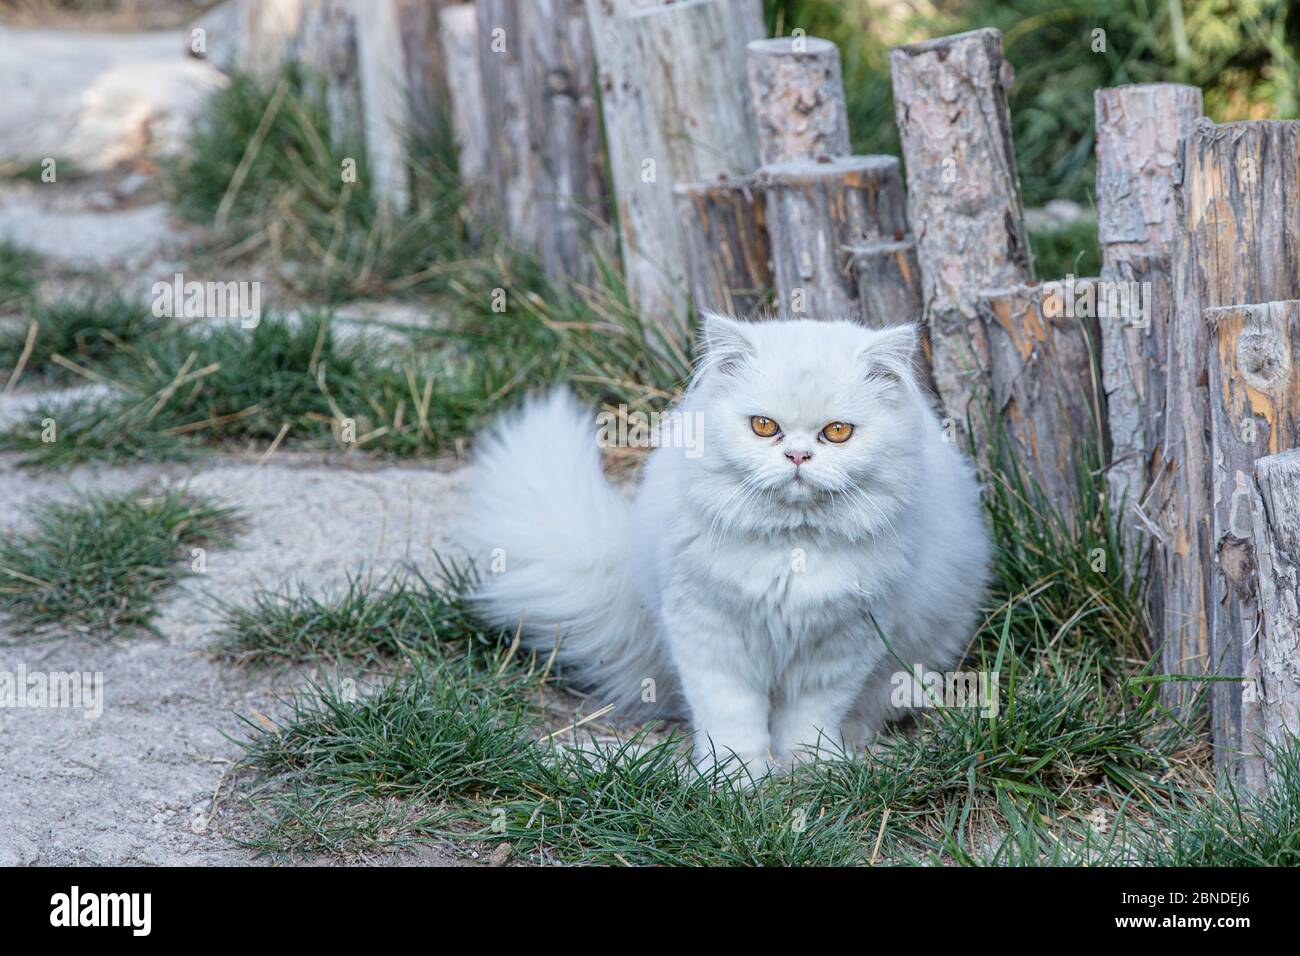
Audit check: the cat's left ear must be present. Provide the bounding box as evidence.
[858,323,920,392]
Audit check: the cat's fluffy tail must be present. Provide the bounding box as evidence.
[459,390,676,720]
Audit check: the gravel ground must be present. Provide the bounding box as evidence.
[0,455,476,865]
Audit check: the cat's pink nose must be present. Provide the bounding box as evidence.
[786,450,812,466]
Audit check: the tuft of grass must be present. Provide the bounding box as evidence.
[168,67,471,302]
[0,486,240,635]
[0,157,85,185]
[0,292,163,389]
[0,394,193,468]
[0,240,41,311]
[0,311,489,465]
[1131,740,1300,866]
[0,255,691,469]
[219,562,489,666]
[233,627,1185,864]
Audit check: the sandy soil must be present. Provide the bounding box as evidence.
[0,455,479,865]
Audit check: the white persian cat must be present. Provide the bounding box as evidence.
[459,314,991,772]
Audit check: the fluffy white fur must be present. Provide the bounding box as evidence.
[459,314,991,771]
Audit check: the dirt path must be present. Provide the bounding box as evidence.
[0,455,475,865]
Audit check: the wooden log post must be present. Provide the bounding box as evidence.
[848,238,936,393]
[1161,120,1300,726]
[627,0,763,183]
[193,0,329,86]
[762,155,909,320]
[519,0,609,282]
[355,0,414,210]
[977,281,1105,521]
[394,0,449,152]
[189,0,247,71]
[223,0,306,78]
[1250,448,1300,786]
[745,37,850,165]
[297,0,363,151]
[438,2,489,233]
[1208,300,1300,789]
[477,0,537,243]
[587,0,764,329]
[1095,84,1203,583]
[889,28,1033,439]
[850,238,922,329]
[673,176,772,317]
[585,0,684,323]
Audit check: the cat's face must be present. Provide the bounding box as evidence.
[689,314,923,521]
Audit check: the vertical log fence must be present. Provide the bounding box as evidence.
[194,0,451,211]
[1163,120,1300,783]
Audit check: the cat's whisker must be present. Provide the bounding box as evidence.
[704,472,765,549]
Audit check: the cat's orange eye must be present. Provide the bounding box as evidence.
[750,416,780,438]
[821,422,854,443]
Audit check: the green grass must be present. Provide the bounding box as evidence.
[219,562,487,667]
[0,292,164,389]
[0,311,494,466]
[0,253,690,469]
[1131,743,1300,866]
[0,240,40,311]
[228,623,1210,864]
[1029,219,1102,279]
[0,394,193,467]
[0,157,84,185]
[0,486,240,635]
[441,250,693,418]
[225,522,1186,865]
[233,589,1300,864]
[168,67,471,302]
[238,649,870,863]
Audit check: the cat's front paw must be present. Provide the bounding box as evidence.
[772,725,854,769]
[692,744,778,786]
[780,738,855,769]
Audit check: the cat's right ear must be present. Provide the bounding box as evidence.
[697,312,755,379]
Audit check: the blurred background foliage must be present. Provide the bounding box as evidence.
[764,0,1299,207]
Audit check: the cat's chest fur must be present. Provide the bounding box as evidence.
[675,524,904,645]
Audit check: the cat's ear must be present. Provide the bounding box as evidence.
[858,323,920,391]
[697,312,756,378]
